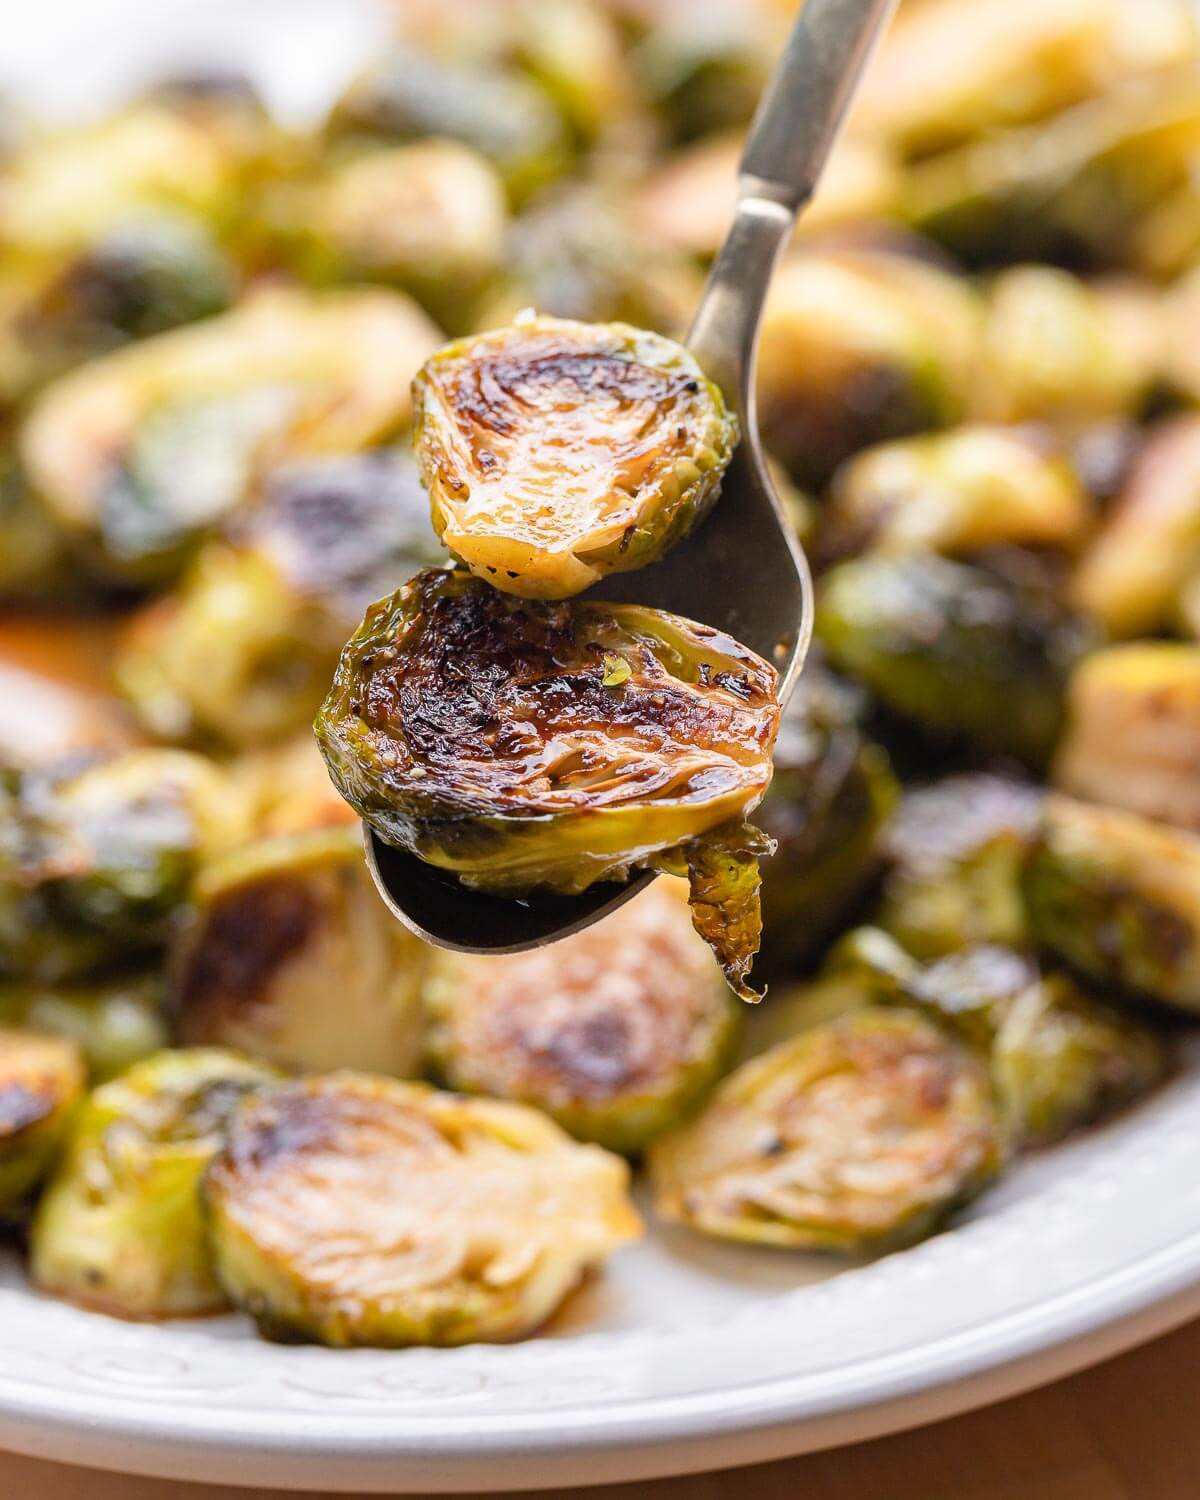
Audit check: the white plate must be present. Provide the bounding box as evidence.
[6,4,1200,1491]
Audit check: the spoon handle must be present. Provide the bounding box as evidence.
[687,0,897,404]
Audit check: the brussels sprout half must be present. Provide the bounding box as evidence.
[174,825,429,1078]
[116,451,446,747]
[30,1048,279,1317]
[203,1073,641,1346]
[1024,794,1200,1016]
[316,569,780,998]
[412,314,736,599]
[0,969,167,1083]
[424,879,738,1153]
[0,1028,85,1212]
[648,1007,1004,1253]
[20,287,441,585]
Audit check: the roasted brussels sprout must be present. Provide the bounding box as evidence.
[756,249,981,488]
[0,970,167,1083]
[316,569,780,998]
[1054,644,1200,829]
[202,1073,641,1346]
[21,287,440,584]
[648,1007,1003,1252]
[116,451,445,747]
[412,314,736,598]
[0,748,248,981]
[824,426,1089,561]
[1072,416,1200,637]
[174,826,429,1078]
[877,774,1043,959]
[756,660,899,974]
[30,1048,278,1317]
[0,1029,84,1212]
[817,553,1093,767]
[1024,794,1200,1015]
[424,879,737,1152]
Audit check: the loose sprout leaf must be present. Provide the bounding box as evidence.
[412,314,738,599]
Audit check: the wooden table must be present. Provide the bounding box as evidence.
[5,1316,1200,1499]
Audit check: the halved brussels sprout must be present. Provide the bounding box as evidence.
[817,552,1093,767]
[0,748,249,981]
[1072,416,1200,637]
[30,1048,279,1317]
[877,774,1043,959]
[424,879,738,1152]
[1024,794,1200,1015]
[0,970,167,1083]
[0,1028,85,1212]
[756,659,899,974]
[824,426,1089,561]
[316,568,780,998]
[1054,644,1200,829]
[412,314,736,598]
[20,286,441,584]
[756,249,982,488]
[116,451,445,747]
[174,825,429,1078]
[648,1007,1003,1252]
[202,1073,641,1346]
[853,0,1195,159]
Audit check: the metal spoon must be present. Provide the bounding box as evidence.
[367,0,899,952]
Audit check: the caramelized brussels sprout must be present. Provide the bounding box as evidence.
[21,287,440,584]
[648,1007,1003,1252]
[425,879,737,1152]
[817,553,1093,767]
[30,1048,279,1317]
[203,1073,641,1346]
[0,970,167,1082]
[116,451,445,747]
[412,314,736,598]
[824,426,1088,561]
[756,249,981,487]
[1072,416,1200,636]
[0,748,248,981]
[1024,794,1200,1015]
[1054,644,1200,829]
[756,660,899,974]
[174,826,429,1078]
[0,1029,84,1211]
[316,569,780,998]
[877,774,1043,959]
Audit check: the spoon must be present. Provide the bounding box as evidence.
[367,0,899,953]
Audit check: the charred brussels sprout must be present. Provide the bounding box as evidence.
[756,250,981,488]
[0,749,248,981]
[824,426,1088,561]
[1054,644,1200,830]
[816,553,1093,767]
[1072,417,1200,637]
[174,826,429,1078]
[1024,794,1200,1015]
[316,569,780,998]
[116,451,445,747]
[20,287,440,585]
[424,879,738,1153]
[0,1029,84,1212]
[412,314,736,598]
[756,660,899,974]
[203,1073,641,1346]
[0,970,167,1083]
[648,1007,1003,1252]
[878,774,1043,959]
[30,1048,278,1317]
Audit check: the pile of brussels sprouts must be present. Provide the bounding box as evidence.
[3,0,1200,1347]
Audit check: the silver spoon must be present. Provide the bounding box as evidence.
[367,0,899,952]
